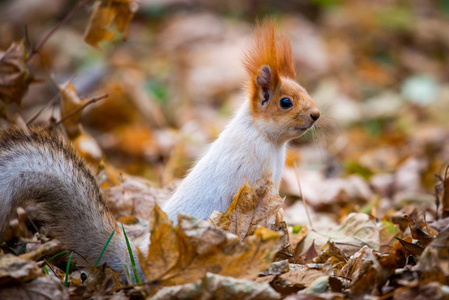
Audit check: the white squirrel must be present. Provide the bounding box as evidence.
[0,20,319,281]
[164,20,319,221]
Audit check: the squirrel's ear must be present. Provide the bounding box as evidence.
[256,65,274,106]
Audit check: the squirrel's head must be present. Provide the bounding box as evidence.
[243,19,320,143]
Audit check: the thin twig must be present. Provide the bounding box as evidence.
[54,93,108,127]
[26,0,94,62]
[26,94,60,126]
[292,159,314,230]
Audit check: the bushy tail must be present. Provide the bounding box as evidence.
[0,128,142,279]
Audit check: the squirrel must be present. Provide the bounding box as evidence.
[0,20,319,282]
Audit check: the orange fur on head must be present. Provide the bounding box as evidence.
[243,19,296,98]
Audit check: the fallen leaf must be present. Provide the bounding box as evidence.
[84,0,139,48]
[441,167,449,218]
[0,276,68,300]
[209,177,285,240]
[292,226,309,263]
[152,273,280,300]
[342,246,387,296]
[301,276,330,294]
[404,214,436,247]
[59,82,86,138]
[312,241,347,271]
[104,175,170,219]
[273,264,327,294]
[85,265,122,294]
[390,281,447,300]
[396,236,425,256]
[297,213,380,258]
[415,225,449,284]
[379,220,401,253]
[0,41,35,105]
[0,254,43,286]
[20,240,62,262]
[260,260,290,276]
[138,205,283,286]
[297,241,318,264]
[284,293,345,300]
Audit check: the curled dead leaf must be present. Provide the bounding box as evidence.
[59,82,86,138]
[209,177,285,240]
[84,0,139,48]
[342,246,385,296]
[0,41,35,105]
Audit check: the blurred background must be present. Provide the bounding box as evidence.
[1,0,449,227]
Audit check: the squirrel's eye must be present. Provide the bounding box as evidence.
[279,97,293,109]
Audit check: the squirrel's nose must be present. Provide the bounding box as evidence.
[310,109,320,122]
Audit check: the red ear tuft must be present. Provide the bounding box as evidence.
[242,19,296,108]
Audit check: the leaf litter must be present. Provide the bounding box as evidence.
[1,0,449,299]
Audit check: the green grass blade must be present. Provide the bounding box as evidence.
[47,250,69,264]
[121,224,141,284]
[43,250,68,276]
[64,251,74,287]
[94,226,117,267]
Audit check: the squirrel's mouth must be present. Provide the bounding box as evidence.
[295,124,313,131]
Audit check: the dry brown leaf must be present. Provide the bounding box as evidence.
[297,241,318,265]
[297,213,380,258]
[0,254,43,286]
[379,239,409,271]
[104,175,170,219]
[138,205,283,286]
[0,41,35,105]
[85,265,123,293]
[260,260,290,276]
[441,167,449,218]
[0,276,68,300]
[342,246,385,296]
[284,292,345,300]
[391,281,447,300]
[152,273,280,300]
[84,0,138,48]
[209,177,285,240]
[20,240,62,262]
[273,264,327,293]
[415,225,449,285]
[312,241,347,271]
[395,236,425,256]
[59,82,87,138]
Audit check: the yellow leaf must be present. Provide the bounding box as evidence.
[84,0,138,48]
[0,41,35,106]
[59,82,87,139]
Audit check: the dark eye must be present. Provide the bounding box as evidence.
[279,97,293,109]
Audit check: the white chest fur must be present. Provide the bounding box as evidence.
[163,102,287,221]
